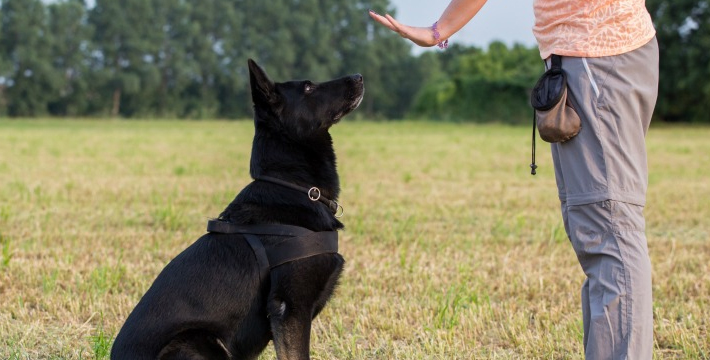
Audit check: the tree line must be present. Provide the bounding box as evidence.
[0,0,422,119]
[0,0,707,122]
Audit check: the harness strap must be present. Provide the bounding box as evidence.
[206,220,339,272]
[265,231,338,268]
[207,221,313,237]
[243,234,270,284]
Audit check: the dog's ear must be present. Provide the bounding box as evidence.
[248,59,276,106]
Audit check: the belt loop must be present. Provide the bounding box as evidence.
[551,54,562,69]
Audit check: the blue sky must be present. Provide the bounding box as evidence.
[388,0,537,50]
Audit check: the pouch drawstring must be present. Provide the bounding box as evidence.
[531,109,537,176]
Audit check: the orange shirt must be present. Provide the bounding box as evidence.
[533,0,656,59]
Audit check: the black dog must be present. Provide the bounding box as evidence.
[111,59,364,360]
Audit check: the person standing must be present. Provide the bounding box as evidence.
[369,1,658,359]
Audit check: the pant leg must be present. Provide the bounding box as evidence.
[551,37,659,359]
[560,197,596,353]
[566,201,652,360]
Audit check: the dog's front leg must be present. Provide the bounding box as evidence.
[269,298,313,360]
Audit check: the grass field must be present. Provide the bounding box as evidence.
[0,119,708,359]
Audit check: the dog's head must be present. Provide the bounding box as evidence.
[247,59,364,202]
[248,59,364,139]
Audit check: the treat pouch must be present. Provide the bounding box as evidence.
[530,55,581,143]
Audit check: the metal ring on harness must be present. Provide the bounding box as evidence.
[308,187,321,201]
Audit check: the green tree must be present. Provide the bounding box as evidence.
[178,0,241,118]
[409,45,479,120]
[0,0,430,119]
[199,0,420,119]
[411,42,541,123]
[339,0,424,118]
[46,0,93,116]
[0,0,59,116]
[0,12,7,115]
[147,0,194,117]
[647,0,710,122]
[197,0,247,118]
[89,0,161,117]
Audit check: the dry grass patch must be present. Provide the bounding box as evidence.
[0,120,708,359]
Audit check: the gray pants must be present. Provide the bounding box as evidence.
[551,37,659,359]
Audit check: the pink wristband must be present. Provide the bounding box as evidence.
[432,22,449,49]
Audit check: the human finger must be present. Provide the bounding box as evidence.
[383,14,409,37]
[368,10,398,32]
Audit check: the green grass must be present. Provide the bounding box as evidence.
[0,119,708,359]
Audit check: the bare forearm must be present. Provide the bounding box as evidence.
[436,0,489,40]
[368,0,490,48]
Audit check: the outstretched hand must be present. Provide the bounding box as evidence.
[368,10,438,48]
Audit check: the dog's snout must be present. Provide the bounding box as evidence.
[351,74,363,83]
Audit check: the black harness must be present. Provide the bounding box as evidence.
[206,220,339,283]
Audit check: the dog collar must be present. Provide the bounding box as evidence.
[255,176,344,218]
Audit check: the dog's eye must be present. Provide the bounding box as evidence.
[304,82,315,94]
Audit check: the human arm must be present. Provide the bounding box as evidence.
[368,0,490,47]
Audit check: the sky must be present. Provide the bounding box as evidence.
[387,0,537,51]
